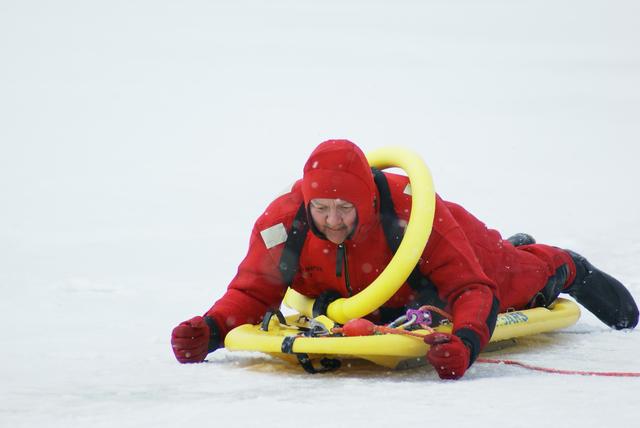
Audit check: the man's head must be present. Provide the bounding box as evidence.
[308,198,357,244]
[301,140,379,243]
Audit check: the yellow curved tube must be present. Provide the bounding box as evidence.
[284,147,435,322]
[319,146,436,323]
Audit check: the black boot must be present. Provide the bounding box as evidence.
[565,250,638,330]
[506,233,536,247]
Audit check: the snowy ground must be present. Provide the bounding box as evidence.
[1,1,639,427]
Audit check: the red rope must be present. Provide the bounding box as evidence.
[477,358,640,377]
[330,325,432,338]
[418,305,453,321]
[374,325,432,338]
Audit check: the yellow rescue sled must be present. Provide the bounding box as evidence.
[225,295,580,370]
[224,146,581,372]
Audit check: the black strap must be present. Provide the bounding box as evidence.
[278,204,310,286]
[312,290,342,318]
[526,264,569,309]
[281,336,341,374]
[203,316,221,353]
[372,167,403,253]
[260,309,288,331]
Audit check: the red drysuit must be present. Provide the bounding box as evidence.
[205,140,576,361]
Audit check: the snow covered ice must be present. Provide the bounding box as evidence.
[1,1,639,427]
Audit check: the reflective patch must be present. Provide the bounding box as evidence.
[260,223,288,249]
[403,183,412,195]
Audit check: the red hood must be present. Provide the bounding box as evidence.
[301,139,380,242]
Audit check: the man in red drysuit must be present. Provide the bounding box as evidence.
[171,139,638,379]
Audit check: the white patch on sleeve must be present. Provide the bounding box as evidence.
[260,223,288,249]
[403,183,412,196]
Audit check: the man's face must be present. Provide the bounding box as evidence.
[309,198,357,244]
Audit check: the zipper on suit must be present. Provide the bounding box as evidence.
[336,244,353,296]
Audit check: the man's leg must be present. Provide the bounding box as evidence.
[513,244,638,330]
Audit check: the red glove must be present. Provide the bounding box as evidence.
[171,316,217,364]
[424,333,471,380]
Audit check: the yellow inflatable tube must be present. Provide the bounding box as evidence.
[318,146,436,323]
